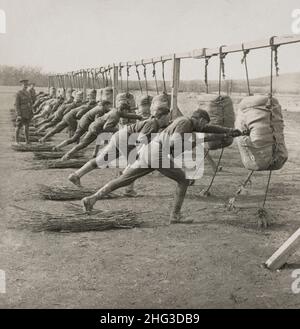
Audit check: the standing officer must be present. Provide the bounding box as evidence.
[15,79,33,144]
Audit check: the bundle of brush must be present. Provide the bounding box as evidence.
[30,158,88,170]
[11,143,54,152]
[38,184,96,200]
[27,131,46,138]
[33,151,85,160]
[12,205,140,233]
[14,136,40,143]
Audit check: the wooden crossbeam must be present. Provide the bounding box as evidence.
[52,34,300,79]
[265,228,300,271]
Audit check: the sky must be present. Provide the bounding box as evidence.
[0,0,300,80]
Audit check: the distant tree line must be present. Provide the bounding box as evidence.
[0,65,49,86]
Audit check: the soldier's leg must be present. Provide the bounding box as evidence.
[62,131,97,160]
[39,121,68,142]
[68,139,119,187]
[37,119,56,133]
[68,121,78,138]
[36,116,52,128]
[82,166,154,212]
[157,167,190,223]
[55,128,84,150]
[15,117,22,143]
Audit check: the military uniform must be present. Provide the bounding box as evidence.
[29,88,37,104]
[15,89,33,127]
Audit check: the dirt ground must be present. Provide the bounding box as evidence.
[0,88,300,309]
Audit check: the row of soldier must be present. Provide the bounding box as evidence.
[14,78,243,223]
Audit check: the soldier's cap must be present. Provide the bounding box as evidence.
[153,105,170,117]
[139,95,153,106]
[76,91,84,97]
[66,88,74,93]
[19,79,29,84]
[88,89,97,95]
[191,109,210,123]
[103,87,113,93]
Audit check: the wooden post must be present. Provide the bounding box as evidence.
[82,70,87,101]
[265,228,300,270]
[112,64,119,108]
[171,55,183,120]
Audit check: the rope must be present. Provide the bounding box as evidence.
[262,170,272,208]
[99,68,106,88]
[76,71,80,90]
[107,66,112,87]
[126,63,130,93]
[268,36,280,108]
[161,58,167,94]
[104,68,109,87]
[152,60,159,95]
[119,64,123,92]
[56,75,61,90]
[204,148,224,195]
[241,43,251,96]
[218,46,227,96]
[203,49,211,94]
[142,61,148,96]
[86,70,90,89]
[92,69,96,89]
[135,63,143,94]
[96,69,102,89]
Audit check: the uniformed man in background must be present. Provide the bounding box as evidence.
[15,79,33,144]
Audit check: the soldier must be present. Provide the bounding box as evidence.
[33,87,56,114]
[39,91,84,143]
[36,88,74,131]
[137,95,153,119]
[53,99,111,151]
[68,106,171,190]
[61,102,143,160]
[81,109,243,223]
[15,79,33,144]
[28,83,37,104]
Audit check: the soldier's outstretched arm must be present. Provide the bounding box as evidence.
[121,113,143,120]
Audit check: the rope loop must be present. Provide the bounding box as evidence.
[270,36,280,76]
[152,59,159,95]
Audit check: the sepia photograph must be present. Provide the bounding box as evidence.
[0,0,300,316]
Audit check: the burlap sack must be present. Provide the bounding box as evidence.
[137,95,153,118]
[198,94,235,150]
[236,95,288,171]
[102,87,113,103]
[116,92,136,109]
[150,93,171,113]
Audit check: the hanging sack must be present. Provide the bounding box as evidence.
[236,95,288,171]
[198,93,235,150]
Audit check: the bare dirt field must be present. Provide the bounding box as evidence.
[0,87,300,309]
